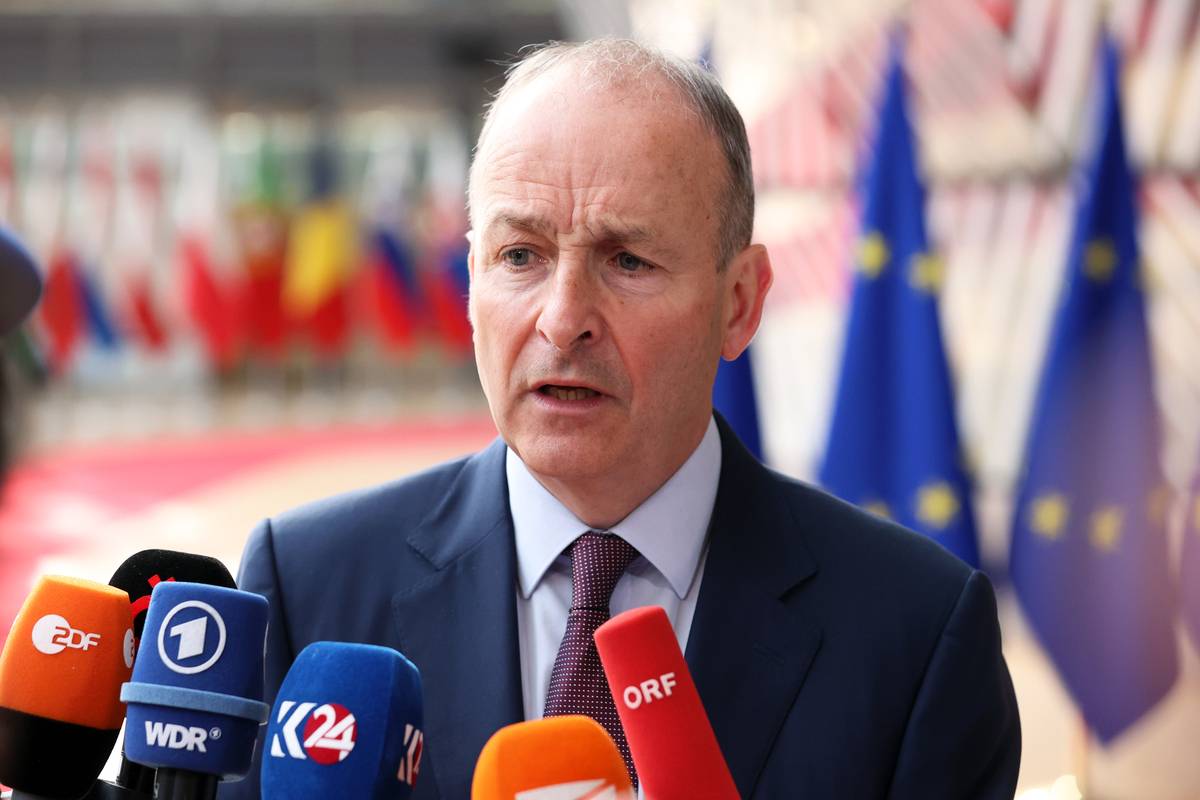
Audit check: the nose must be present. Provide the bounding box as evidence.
[535,258,600,351]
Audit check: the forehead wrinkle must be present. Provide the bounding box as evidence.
[581,216,655,245]
[484,211,556,240]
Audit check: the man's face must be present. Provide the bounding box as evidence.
[468,70,734,491]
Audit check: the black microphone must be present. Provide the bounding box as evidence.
[107,550,236,796]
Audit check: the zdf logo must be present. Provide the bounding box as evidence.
[270,701,357,765]
[157,600,226,675]
[31,614,101,655]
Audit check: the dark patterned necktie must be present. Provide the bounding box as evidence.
[543,531,640,785]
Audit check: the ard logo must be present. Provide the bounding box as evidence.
[157,600,227,675]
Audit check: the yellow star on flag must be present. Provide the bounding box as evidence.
[909,253,944,293]
[1137,259,1157,293]
[1084,238,1117,282]
[858,232,890,278]
[863,499,892,520]
[1089,506,1123,553]
[915,481,959,529]
[1030,493,1068,540]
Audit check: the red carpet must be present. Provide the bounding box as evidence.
[0,415,497,642]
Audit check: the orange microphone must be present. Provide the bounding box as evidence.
[594,606,739,799]
[472,716,635,800]
[0,575,135,798]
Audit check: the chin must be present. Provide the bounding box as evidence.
[510,432,618,482]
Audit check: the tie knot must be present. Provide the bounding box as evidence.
[568,532,639,612]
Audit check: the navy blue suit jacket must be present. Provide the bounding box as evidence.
[222,418,1020,798]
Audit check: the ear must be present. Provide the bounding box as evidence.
[720,244,773,360]
[466,231,478,331]
[465,230,476,279]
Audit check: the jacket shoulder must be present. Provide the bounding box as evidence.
[251,449,484,585]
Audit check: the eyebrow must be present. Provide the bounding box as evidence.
[486,213,555,239]
[483,212,658,246]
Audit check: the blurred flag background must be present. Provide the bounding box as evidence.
[2,1,1200,797]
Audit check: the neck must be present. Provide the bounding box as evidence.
[528,419,711,530]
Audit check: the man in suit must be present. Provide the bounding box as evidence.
[228,39,1020,798]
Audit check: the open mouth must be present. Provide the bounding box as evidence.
[538,385,601,401]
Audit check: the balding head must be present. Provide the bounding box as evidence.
[468,38,755,271]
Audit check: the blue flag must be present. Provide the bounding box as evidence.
[697,40,765,462]
[713,349,763,461]
[78,263,121,351]
[818,39,980,568]
[1181,455,1200,653]
[1009,41,1178,742]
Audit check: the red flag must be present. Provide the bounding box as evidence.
[125,272,168,351]
[423,246,473,357]
[180,235,239,370]
[306,288,350,358]
[283,201,357,360]
[359,229,424,355]
[234,212,291,360]
[39,249,85,374]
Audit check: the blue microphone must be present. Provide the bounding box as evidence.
[261,641,424,799]
[120,582,269,800]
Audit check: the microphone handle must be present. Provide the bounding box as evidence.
[154,770,218,800]
[116,751,157,795]
[83,780,155,800]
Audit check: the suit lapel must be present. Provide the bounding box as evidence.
[391,439,524,800]
[686,418,823,798]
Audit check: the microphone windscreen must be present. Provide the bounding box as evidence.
[121,581,269,781]
[262,641,424,799]
[472,716,634,800]
[0,575,134,797]
[109,550,236,641]
[594,606,738,799]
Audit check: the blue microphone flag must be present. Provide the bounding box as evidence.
[261,641,424,799]
[121,581,269,780]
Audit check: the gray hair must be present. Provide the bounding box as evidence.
[468,38,755,271]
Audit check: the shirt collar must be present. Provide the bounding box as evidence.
[507,416,722,600]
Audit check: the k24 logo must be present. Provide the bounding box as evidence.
[398,723,423,786]
[270,701,357,765]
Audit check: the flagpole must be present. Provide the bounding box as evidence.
[1073,713,1090,797]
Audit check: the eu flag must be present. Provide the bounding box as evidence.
[818,40,980,568]
[714,349,763,461]
[1182,455,1200,652]
[1009,41,1178,742]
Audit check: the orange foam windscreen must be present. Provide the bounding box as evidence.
[472,716,634,800]
[0,575,133,730]
[593,605,739,799]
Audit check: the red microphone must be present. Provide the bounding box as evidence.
[593,606,739,799]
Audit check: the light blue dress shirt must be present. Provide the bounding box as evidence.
[508,415,722,722]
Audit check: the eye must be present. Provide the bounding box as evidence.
[502,248,533,267]
[615,252,649,272]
